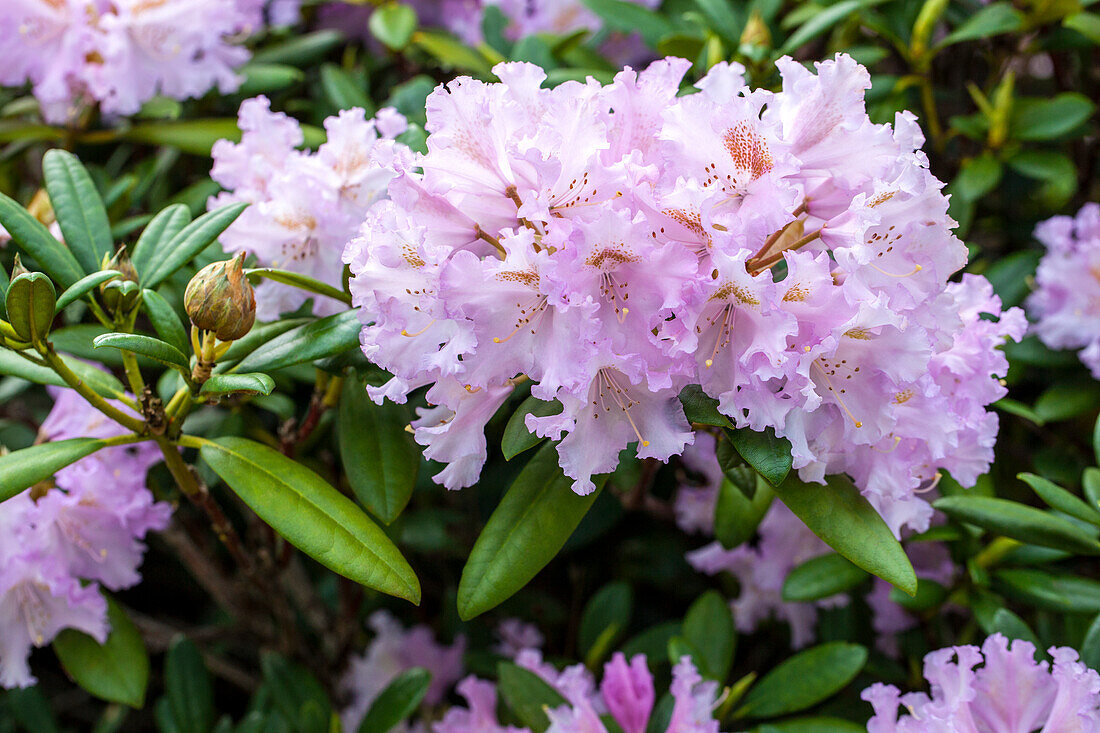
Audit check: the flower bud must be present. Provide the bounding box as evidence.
[184,252,256,341]
[99,251,141,311]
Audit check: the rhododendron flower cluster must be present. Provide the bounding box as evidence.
[863,633,1100,730]
[0,0,267,124]
[1027,202,1100,377]
[210,96,412,320]
[345,54,1025,535]
[0,388,170,688]
[436,651,720,733]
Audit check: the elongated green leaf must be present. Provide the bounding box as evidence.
[938,2,1023,46]
[141,289,190,356]
[358,667,431,733]
[142,202,248,288]
[54,598,149,708]
[199,373,274,397]
[119,120,246,156]
[6,272,56,342]
[56,271,121,311]
[988,608,1043,650]
[738,643,867,718]
[682,591,735,683]
[199,437,420,603]
[781,0,883,54]
[1011,94,1095,141]
[716,439,753,497]
[783,553,868,602]
[994,568,1100,613]
[0,438,106,502]
[502,395,563,460]
[497,662,568,733]
[338,376,419,524]
[245,268,350,306]
[888,578,949,612]
[935,495,1100,555]
[93,333,191,375]
[1082,613,1100,671]
[0,192,85,288]
[238,63,304,97]
[131,204,190,277]
[0,259,8,319]
[773,474,916,594]
[236,310,361,373]
[164,636,215,733]
[581,0,673,44]
[320,64,372,111]
[252,30,344,66]
[714,475,773,548]
[1084,468,1100,514]
[727,427,792,487]
[216,318,310,367]
[1019,472,1100,526]
[412,30,493,74]
[0,350,126,398]
[370,2,419,50]
[678,384,732,429]
[758,718,864,733]
[579,581,633,666]
[458,442,604,619]
[42,149,114,274]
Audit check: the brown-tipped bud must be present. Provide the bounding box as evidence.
[184,252,256,341]
[740,10,771,48]
[99,250,140,311]
[10,253,29,279]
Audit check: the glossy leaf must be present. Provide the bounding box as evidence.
[370,2,418,50]
[989,608,1042,651]
[678,384,732,428]
[888,578,949,612]
[994,568,1100,613]
[1082,612,1100,671]
[935,495,1100,555]
[0,349,126,398]
[773,474,917,595]
[164,636,215,733]
[131,204,190,277]
[412,30,492,74]
[6,272,56,342]
[581,0,673,44]
[141,289,190,356]
[1084,468,1100,514]
[54,598,149,708]
[338,375,419,524]
[216,318,311,366]
[1011,94,1095,141]
[714,475,773,548]
[781,0,882,54]
[727,427,792,487]
[578,581,633,666]
[199,436,421,603]
[939,2,1023,46]
[497,662,568,733]
[458,442,604,619]
[0,438,107,502]
[199,373,275,397]
[141,202,248,288]
[502,395,563,460]
[782,553,868,602]
[55,271,121,311]
[236,310,361,373]
[737,642,867,718]
[245,268,351,307]
[93,333,191,376]
[320,64,371,111]
[120,120,249,156]
[42,149,114,274]
[682,591,735,683]
[0,191,85,288]
[757,718,864,733]
[1019,472,1100,526]
[358,668,431,733]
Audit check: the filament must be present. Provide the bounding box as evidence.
[812,360,863,428]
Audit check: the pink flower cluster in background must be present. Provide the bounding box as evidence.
[209,96,412,320]
[1027,202,1100,377]
[0,388,170,688]
[0,0,269,124]
[863,633,1100,731]
[343,54,1025,536]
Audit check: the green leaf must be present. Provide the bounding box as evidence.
[887,578,949,612]
[141,289,190,356]
[716,438,753,497]
[358,667,431,733]
[952,153,1003,201]
[678,384,733,429]
[236,310,362,373]
[237,63,304,97]
[682,591,735,683]
[141,202,248,288]
[994,568,1100,613]
[252,30,344,66]
[737,642,867,718]
[42,149,114,274]
[55,271,121,311]
[934,495,1100,555]
[581,0,674,44]
[1011,94,1095,141]
[693,0,746,44]
[412,30,492,74]
[1019,472,1100,526]
[989,608,1043,650]
[54,598,149,708]
[199,437,420,603]
[727,427,792,487]
[371,2,419,50]
[1086,468,1100,513]
[938,2,1024,46]
[497,662,568,733]
[1082,613,1100,671]
[6,271,56,342]
[199,373,275,397]
[621,622,681,661]
[0,438,107,502]
[1033,380,1100,423]
[4,688,61,733]
[781,0,883,54]
[0,349,126,398]
[579,581,633,666]
[714,475,773,548]
[502,395,563,460]
[782,553,868,602]
[245,268,350,307]
[216,318,310,367]
[757,718,864,733]
[131,204,191,278]
[458,441,604,619]
[164,636,215,733]
[93,332,191,376]
[320,64,371,112]
[1007,150,1076,183]
[0,259,8,318]
[338,375,419,524]
[773,474,917,595]
[1065,11,1100,43]
[119,120,247,156]
[0,193,85,288]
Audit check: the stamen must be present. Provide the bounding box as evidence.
[401,320,436,338]
[813,360,863,428]
[493,298,548,342]
[873,436,902,453]
[914,472,943,494]
[869,262,922,278]
[598,370,649,447]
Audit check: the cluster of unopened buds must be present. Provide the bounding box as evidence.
[344,54,1025,536]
